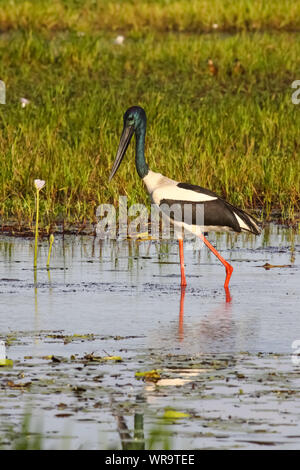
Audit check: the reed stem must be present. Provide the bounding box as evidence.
[34,189,39,268]
[47,234,54,268]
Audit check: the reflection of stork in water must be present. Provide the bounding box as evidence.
[109,106,260,298]
[178,287,186,341]
[178,287,233,344]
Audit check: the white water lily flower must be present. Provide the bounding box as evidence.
[212,23,219,29]
[20,97,30,108]
[114,35,125,45]
[34,179,46,191]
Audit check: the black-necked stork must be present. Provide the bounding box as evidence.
[109,106,261,291]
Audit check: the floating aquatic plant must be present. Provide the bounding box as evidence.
[163,408,190,420]
[135,369,161,382]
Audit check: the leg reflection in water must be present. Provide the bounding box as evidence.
[178,286,186,342]
[178,285,232,342]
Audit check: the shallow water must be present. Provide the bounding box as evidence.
[0,224,300,449]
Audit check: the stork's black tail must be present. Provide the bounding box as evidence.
[224,201,261,235]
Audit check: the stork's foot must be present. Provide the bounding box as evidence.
[180,275,187,287]
[224,286,232,303]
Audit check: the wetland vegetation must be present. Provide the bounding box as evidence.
[0,0,299,231]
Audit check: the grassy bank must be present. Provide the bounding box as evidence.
[1,0,300,34]
[0,1,299,229]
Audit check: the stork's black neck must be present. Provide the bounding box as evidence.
[135,123,149,179]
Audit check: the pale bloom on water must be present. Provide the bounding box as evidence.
[34,179,45,191]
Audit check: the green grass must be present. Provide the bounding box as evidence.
[1,0,300,33]
[0,0,300,229]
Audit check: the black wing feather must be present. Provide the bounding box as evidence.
[159,182,261,235]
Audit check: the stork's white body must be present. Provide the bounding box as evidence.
[143,169,260,235]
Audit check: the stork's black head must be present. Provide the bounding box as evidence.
[123,106,146,131]
[109,106,147,182]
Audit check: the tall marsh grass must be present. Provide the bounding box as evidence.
[0,0,300,33]
[0,1,299,227]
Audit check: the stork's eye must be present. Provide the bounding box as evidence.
[127,117,134,126]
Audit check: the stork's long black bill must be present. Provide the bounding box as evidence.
[109,125,134,182]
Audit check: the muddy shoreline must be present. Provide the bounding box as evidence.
[0,209,299,238]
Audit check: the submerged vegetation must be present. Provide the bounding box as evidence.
[0,0,299,229]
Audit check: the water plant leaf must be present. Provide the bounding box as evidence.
[135,369,161,382]
[0,359,13,367]
[6,380,31,389]
[163,409,190,419]
[103,356,123,362]
[83,353,122,363]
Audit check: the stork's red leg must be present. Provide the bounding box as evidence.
[178,286,186,341]
[178,239,187,287]
[198,232,233,288]
[224,286,232,303]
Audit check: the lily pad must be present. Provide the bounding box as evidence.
[163,409,190,419]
